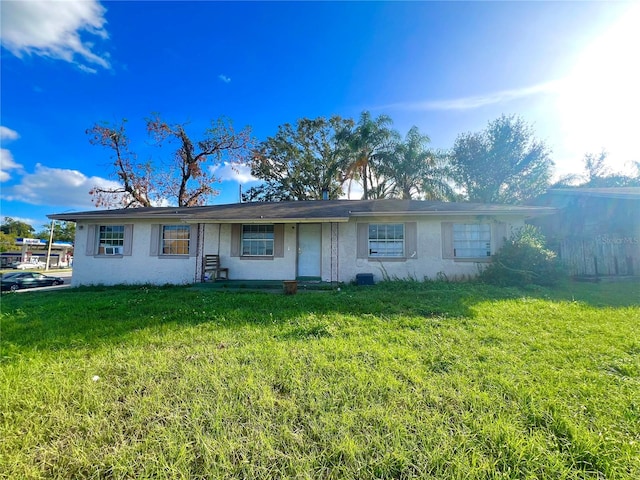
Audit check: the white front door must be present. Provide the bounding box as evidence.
[297,223,322,278]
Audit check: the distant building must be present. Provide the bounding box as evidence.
[0,238,74,268]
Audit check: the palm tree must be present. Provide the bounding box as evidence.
[339,111,398,199]
[380,126,455,200]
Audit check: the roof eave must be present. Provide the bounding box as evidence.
[47,213,187,222]
[349,208,556,217]
[184,217,350,224]
[48,205,557,222]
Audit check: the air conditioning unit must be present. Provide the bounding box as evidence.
[104,246,122,255]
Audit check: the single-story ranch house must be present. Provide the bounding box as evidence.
[49,200,554,286]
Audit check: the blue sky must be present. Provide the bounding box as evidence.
[1,1,638,231]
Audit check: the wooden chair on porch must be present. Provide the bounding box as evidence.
[203,254,229,281]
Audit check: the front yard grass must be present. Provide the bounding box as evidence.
[1,280,639,479]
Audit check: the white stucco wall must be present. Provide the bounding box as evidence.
[320,223,334,282]
[72,220,197,286]
[335,216,524,284]
[71,215,526,286]
[202,223,298,280]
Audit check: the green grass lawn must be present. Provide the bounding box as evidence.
[1,281,639,479]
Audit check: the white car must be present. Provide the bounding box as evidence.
[11,261,46,270]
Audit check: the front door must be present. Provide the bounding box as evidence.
[297,223,321,278]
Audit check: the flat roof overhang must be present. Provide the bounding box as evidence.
[348,208,557,218]
[47,213,186,222]
[183,217,350,224]
[48,204,556,223]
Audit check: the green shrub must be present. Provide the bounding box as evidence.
[480,225,564,287]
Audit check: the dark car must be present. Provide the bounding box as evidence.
[1,272,64,292]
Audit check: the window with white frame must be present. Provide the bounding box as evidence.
[368,223,404,257]
[453,224,491,258]
[242,224,274,256]
[98,225,124,255]
[162,225,190,255]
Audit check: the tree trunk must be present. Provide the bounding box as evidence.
[362,164,369,199]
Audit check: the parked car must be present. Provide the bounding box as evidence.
[10,261,46,270]
[1,272,64,292]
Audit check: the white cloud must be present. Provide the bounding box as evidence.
[76,63,98,74]
[210,162,258,184]
[385,80,563,112]
[218,74,231,84]
[150,197,173,207]
[1,149,23,182]
[0,0,110,71]
[1,126,22,182]
[0,126,20,141]
[1,163,120,208]
[340,180,364,200]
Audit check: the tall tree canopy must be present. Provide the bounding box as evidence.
[579,151,639,187]
[552,151,640,188]
[339,111,399,199]
[35,221,76,243]
[0,233,14,253]
[378,126,455,200]
[451,115,553,204]
[0,217,35,237]
[243,116,354,202]
[0,217,35,253]
[87,115,253,208]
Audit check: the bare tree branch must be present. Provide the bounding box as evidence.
[87,115,254,208]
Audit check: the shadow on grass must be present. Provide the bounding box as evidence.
[1,279,638,357]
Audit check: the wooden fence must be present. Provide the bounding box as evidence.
[559,235,640,277]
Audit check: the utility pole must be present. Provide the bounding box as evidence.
[45,219,55,271]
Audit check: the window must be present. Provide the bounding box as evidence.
[357,222,417,260]
[368,223,404,258]
[453,224,491,258]
[87,224,132,257]
[242,224,274,256]
[230,224,284,259]
[149,224,195,257]
[162,225,190,255]
[98,225,124,255]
